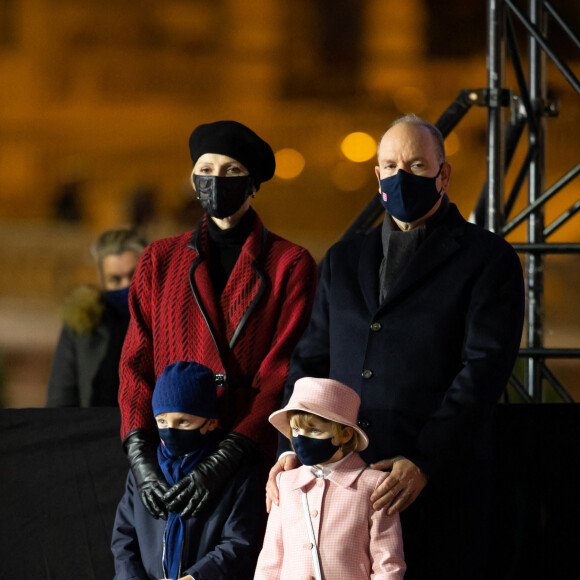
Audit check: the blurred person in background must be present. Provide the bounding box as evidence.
[46,227,147,407]
[118,120,318,523]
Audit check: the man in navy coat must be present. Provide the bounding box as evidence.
[267,114,525,579]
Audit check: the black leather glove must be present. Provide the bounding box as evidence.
[164,431,261,519]
[123,429,170,520]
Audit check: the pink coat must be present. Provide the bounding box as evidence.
[254,453,406,580]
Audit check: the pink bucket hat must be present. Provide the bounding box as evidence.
[269,377,369,451]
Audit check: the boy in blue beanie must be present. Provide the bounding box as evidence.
[112,361,263,580]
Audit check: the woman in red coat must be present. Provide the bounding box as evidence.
[119,120,318,522]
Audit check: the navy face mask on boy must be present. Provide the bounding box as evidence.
[379,164,444,223]
[193,174,253,219]
[292,435,339,466]
[159,422,208,458]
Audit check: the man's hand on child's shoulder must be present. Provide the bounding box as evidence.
[265,452,301,512]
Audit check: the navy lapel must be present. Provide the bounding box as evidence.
[357,225,383,316]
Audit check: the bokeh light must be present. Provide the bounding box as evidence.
[340,132,377,163]
[275,148,306,179]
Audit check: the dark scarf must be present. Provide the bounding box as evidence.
[379,194,450,303]
[206,206,255,296]
[157,431,221,579]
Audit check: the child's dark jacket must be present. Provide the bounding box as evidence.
[112,463,263,580]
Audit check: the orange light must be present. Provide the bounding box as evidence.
[340,132,377,163]
[275,148,305,179]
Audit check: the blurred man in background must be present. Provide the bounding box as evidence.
[46,227,147,407]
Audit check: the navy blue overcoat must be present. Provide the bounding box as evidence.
[287,203,524,479]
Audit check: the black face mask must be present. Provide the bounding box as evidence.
[158,422,208,457]
[193,174,253,219]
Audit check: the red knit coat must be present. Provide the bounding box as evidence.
[118,213,318,456]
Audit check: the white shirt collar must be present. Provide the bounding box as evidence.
[310,452,353,478]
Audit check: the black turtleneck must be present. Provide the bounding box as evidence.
[206,207,255,297]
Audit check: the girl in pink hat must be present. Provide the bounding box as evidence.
[254,377,406,580]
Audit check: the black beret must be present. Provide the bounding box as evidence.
[188,120,276,189]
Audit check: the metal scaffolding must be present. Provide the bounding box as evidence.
[490,0,579,403]
[343,0,580,403]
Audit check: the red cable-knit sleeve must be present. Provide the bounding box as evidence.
[118,245,157,439]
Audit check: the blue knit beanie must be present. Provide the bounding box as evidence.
[152,361,219,419]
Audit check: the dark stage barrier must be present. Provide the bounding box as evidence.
[0,405,578,579]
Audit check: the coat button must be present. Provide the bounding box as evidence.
[370,322,382,331]
[362,369,373,379]
[358,418,371,429]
